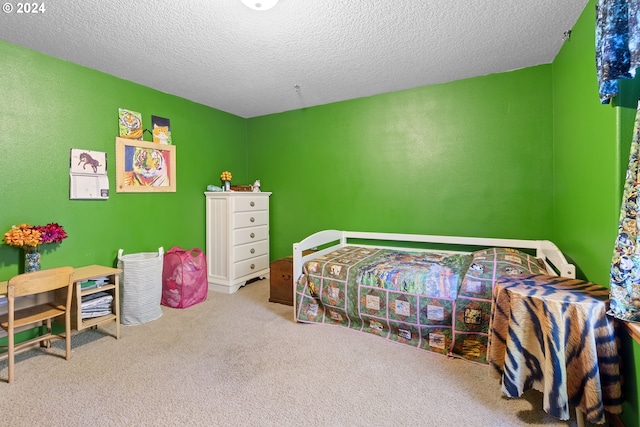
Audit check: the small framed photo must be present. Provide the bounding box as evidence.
[115,137,176,193]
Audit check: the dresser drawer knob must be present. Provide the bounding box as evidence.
[250,263,255,270]
[250,248,255,254]
[250,201,255,207]
[250,232,255,238]
[250,217,255,223]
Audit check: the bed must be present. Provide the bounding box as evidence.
[293,230,576,364]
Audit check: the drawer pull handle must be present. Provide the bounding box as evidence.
[250,248,255,254]
[250,217,255,223]
[250,263,255,270]
[250,233,255,238]
[250,201,255,207]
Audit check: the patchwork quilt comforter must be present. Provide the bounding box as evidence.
[295,245,547,364]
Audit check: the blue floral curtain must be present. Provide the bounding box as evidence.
[603,0,640,321]
[610,104,640,322]
[596,0,640,103]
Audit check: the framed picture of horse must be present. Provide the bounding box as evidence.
[115,137,176,193]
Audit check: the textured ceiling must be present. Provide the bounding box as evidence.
[0,0,589,118]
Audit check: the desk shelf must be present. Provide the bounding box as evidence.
[0,265,121,347]
[80,313,117,329]
[69,265,121,339]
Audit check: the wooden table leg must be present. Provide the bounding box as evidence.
[576,408,585,427]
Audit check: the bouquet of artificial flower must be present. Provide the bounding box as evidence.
[34,223,68,244]
[3,223,68,249]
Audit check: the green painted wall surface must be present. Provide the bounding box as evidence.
[249,67,555,261]
[552,0,619,285]
[0,40,248,279]
[553,1,639,425]
[619,332,640,426]
[3,3,639,424]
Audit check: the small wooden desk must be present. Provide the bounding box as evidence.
[488,274,622,425]
[0,265,121,339]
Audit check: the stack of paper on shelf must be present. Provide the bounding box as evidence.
[81,291,113,319]
[80,276,109,291]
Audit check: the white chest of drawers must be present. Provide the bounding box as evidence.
[204,191,272,293]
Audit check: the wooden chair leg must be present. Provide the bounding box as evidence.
[3,266,75,383]
[7,328,14,383]
[42,319,52,348]
[64,313,71,360]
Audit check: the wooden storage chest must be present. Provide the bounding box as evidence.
[269,257,294,305]
[270,250,315,305]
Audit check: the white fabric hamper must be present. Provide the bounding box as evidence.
[117,247,164,325]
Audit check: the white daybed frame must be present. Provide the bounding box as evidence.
[292,230,576,311]
[292,229,581,425]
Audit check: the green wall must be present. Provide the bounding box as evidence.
[245,0,640,423]
[0,40,248,279]
[248,66,555,261]
[552,0,619,286]
[553,1,639,425]
[2,2,639,424]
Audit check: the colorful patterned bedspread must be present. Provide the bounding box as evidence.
[295,245,547,364]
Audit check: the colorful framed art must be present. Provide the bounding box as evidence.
[115,137,176,193]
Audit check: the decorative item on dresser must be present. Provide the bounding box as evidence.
[204,191,272,293]
[220,170,232,192]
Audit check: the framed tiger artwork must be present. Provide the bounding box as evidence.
[115,137,176,193]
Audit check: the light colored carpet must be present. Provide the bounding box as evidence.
[0,279,606,426]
